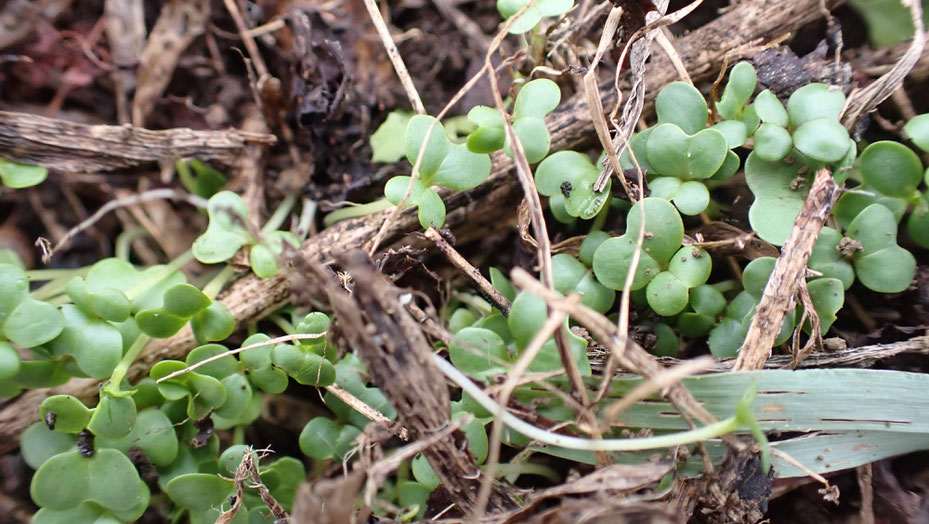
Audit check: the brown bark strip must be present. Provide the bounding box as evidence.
[0,0,849,453]
[313,250,517,513]
[734,169,839,371]
[0,110,276,173]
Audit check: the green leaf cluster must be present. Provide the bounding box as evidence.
[496,0,574,34]
[467,79,561,163]
[385,114,492,228]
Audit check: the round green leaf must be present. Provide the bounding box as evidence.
[653,322,679,357]
[384,176,426,206]
[668,246,712,287]
[904,113,929,152]
[792,118,850,163]
[97,409,178,467]
[0,158,47,188]
[510,116,551,163]
[21,423,77,469]
[710,150,740,180]
[743,257,776,300]
[552,253,586,293]
[247,365,289,394]
[708,318,745,357]
[489,267,517,302]
[514,78,561,119]
[0,341,21,381]
[711,120,748,148]
[592,235,661,291]
[574,272,616,313]
[193,191,252,264]
[786,83,846,127]
[656,82,708,135]
[165,473,234,512]
[535,150,610,219]
[370,111,414,163]
[854,245,916,293]
[678,312,714,338]
[215,373,253,419]
[579,231,610,267]
[744,152,808,245]
[406,115,449,179]
[753,89,788,127]
[507,291,548,348]
[858,141,923,198]
[412,453,441,489]
[40,395,92,433]
[690,285,726,317]
[3,298,63,348]
[31,450,90,510]
[298,416,340,460]
[647,176,680,201]
[672,181,710,216]
[907,196,929,249]
[645,272,689,316]
[239,333,273,370]
[191,301,236,344]
[187,343,238,379]
[456,412,489,464]
[448,308,478,334]
[433,143,492,190]
[45,305,121,378]
[847,203,900,252]
[753,123,793,162]
[87,393,137,439]
[808,227,855,290]
[417,187,446,229]
[806,277,844,334]
[624,197,685,264]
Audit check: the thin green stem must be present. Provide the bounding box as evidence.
[268,314,296,335]
[106,334,151,394]
[493,462,560,483]
[200,264,237,300]
[323,198,394,227]
[114,226,150,261]
[433,354,743,452]
[261,194,298,234]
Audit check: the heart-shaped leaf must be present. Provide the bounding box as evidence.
[668,246,712,287]
[164,473,233,512]
[371,111,414,163]
[299,416,341,460]
[592,235,661,291]
[514,78,561,119]
[417,187,446,228]
[847,204,917,293]
[39,395,92,433]
[646,124,728,180]
[806,277,844,334]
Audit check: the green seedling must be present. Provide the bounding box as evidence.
[507,290,592,373]
[845,203,917,293]
[0,263,63,348]
[192,191,253,263]
[135,283,211,338]
[678,284,728,339]
[496,0,574,34]
[467,79,561,162]
[593,198,708,316]
[31,449,150,522]
[385,115,492,228]
[299,416,362,460]
[250,230,300,278]
[0,158,48,194]
[536,151,612,220]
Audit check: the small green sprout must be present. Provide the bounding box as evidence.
[496,0,574,34]
[467,79,561,163]
[535,151,612,220]
[385,115,492,228]
[845,203,917,293]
